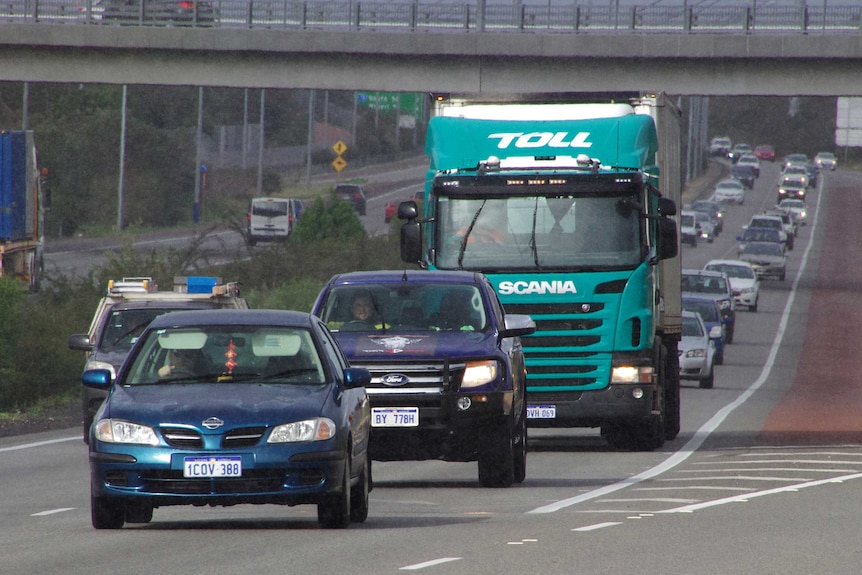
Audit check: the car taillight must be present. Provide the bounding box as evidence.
[179,1,195,8]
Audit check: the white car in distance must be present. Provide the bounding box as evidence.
[713,179,746,205]
[776,199,808,227]
[703,259,760,312]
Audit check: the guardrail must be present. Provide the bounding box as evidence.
[2,1,860,34]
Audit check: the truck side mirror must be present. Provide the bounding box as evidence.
[657,197,676,216]
[398,200,422,264]
[657,217,678,260]
[397,200,418,220]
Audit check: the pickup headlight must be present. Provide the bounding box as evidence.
[94,419,159,445]
[461,360,498,389]
[269,418,336,443]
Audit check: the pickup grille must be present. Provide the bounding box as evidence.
[349,360,466,394]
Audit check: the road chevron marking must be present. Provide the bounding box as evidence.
[400,558,462,571]
[528,180,825,515]
[658,472,862,514]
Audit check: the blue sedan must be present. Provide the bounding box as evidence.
[682,296,726,365]
[83,309,372,529]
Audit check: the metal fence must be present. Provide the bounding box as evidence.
[2,1,860,34]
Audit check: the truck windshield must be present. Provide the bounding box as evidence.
[435,194,645,271]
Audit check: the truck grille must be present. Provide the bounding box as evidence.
[505,301,611,391]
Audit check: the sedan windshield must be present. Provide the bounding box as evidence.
[123,325,325,385]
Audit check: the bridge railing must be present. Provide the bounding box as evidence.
[2,1,860,35]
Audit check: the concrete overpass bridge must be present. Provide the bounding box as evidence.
[2,2,862,95]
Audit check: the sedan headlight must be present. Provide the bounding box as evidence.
[684,349,707,358]
[269,418,336,443]
[461,360,498,389]
[94,419,159,445]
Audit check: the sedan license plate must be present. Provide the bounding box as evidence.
[372,407,419,427]
[527,405,556,419]
[183,456,242,478]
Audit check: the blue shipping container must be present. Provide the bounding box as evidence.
[0,131,34,242]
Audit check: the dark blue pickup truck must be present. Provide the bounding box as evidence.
[312,270,535,487]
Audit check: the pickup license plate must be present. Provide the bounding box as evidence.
[527,405,556,419]
[183,456,242,478]
[372,407,419,427]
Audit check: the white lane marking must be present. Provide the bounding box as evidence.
[572,522,622,532]
[656,475,813,482]
[659,472,862,514]
[633,486,755,492]
[528,173,826,515]
[400,558,462,571]
[31,508,76,517]
[0,436,79,453]
[593,498,700,504]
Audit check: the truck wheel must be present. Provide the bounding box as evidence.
[664,342,681,440]
[607,344,668,451]
[478,419,515,488]
[604,418,664,451]
[91,494,125,530]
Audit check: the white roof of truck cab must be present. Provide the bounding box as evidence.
[437,103,635,121]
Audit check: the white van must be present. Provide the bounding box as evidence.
[247,197,298,246]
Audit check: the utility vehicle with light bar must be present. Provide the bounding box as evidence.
[69,276,249,441]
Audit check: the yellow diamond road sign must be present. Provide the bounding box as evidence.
[332,141,347,156]
[332,156,347,172]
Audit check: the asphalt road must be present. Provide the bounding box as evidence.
[11,158,862,574]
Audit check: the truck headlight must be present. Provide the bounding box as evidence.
[461,360,498,389]
[612,366,654,384]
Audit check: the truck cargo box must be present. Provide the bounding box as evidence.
[0,131,37,242]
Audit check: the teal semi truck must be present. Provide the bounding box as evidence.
[398,94,682,450]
